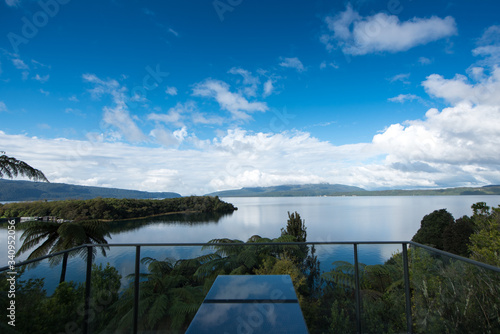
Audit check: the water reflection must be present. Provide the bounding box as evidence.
[107,212,231,235]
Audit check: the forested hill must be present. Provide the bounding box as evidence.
[0,179,181,201]
[207,183,500,197]
[206,183,366,197]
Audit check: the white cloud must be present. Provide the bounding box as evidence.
[149,126,186,147]
[0,101,7,112]
[148,102,191,127]
[388,94,420,103]
[422,66,500,106]
[192,79,268,120]
[33,74,49,83]
[148,101,224,127]
[3,96,500,195]
[83,73,147,142]
[372,64,500,187]
[373,102,500,166]
[263,79,274,97]
[165,86,178,96]
[472,25,500,68]
[39,89,49,96]
[279,57,306,72]
[12,58,28,70]
[418,57,432,65]
[102,105,147,143]
[319,61,339,70]
[389,73,410,84]
[322,4,457,55]
[228,67,260,97]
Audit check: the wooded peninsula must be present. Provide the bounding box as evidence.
[0,196,237,221]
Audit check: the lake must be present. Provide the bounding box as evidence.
[2,195,500,292]
[105,195,499,242]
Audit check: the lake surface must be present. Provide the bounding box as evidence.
[2,195,500,293]
[105,195,499,243]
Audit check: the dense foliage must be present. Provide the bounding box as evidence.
[0,196,236,221]
[412,202,500,262]
[2,205,499,333]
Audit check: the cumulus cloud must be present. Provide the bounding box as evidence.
[422,66,500,106]
[279,57,306,72]
[321,4,457,55]
[373,103,500,167]
[192,79,268,120]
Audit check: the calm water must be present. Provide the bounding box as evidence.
[107,195,499,243]
[2,195,499,292]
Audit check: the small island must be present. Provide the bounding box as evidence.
[0,196,237,222]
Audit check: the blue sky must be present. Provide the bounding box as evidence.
[1,0,500,195]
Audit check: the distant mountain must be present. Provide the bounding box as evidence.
[206,183,366,197]
[206,183,500,197]
[0,179,181,201]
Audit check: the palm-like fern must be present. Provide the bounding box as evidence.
[16,220,110,282]
[0,153,49,182]
[110,257,204,331]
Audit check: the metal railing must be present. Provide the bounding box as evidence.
[2,241,499,334]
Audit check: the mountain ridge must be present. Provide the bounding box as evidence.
[206,183,500,197]
[0,179,181,201]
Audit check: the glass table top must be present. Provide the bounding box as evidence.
[186,302,309,334]
[187,275,309,333]
[204,275,299,302]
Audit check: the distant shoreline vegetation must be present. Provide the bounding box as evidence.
[208,184,500,197]
[0,196,237,221]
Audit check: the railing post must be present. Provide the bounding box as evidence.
[83,246,93,334]
[353,243,362,334]
[133,246,141,334]
[402,243,413,334]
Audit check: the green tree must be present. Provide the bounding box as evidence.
[442,216,475,257]
[412,209,455,250]
[281,211,307,242]
[469,205,500,267]
[110,257,203,331]
[16,220,110,282]
[0,152,49,182]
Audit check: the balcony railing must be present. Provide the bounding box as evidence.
[2,241,499,334]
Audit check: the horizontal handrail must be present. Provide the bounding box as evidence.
[409,241,500,272]
[3,241,499,273]
[1,244,88,272]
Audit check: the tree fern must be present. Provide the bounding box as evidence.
[0,153,49,182]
